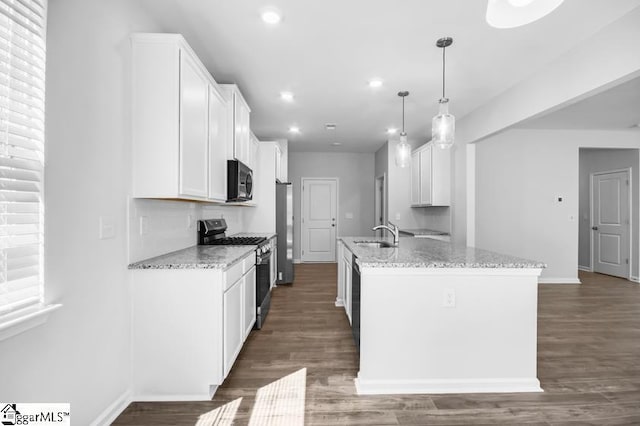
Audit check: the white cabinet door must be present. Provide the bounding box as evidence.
[419,144,432,205]
[179,50,209,198]
[243,266,256,338]
[411,151,420,206]
[223,278,243,377]
[344,253,352,324]
[208,85,228,201]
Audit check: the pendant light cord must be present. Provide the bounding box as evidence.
[402,95,405,132]
[442,45,446,99]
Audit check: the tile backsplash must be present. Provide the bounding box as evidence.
[128,199,247,263]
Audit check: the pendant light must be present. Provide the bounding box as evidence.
[486,0,564,29]
[395,91,411,168]
[432,37,455,149]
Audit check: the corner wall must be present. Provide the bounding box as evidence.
[475,129,640,282]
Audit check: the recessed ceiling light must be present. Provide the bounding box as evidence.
[261,9,282,25]
[325,123,337,130]
[288,126,300,133]
[368,79,383,88]
[280,91,294,102]
[331,142,342,146]
[386,128,398,135]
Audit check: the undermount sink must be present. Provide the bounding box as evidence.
[354,240,395,248]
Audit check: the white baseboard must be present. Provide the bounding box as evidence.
[293,258,301,264]
[90,389,133,426]
[578,265,593,272]
[354,377,543,395]
[335,298,344,307]
[631,276,639,283]
[133,393,212,402]
[538,277,581,284]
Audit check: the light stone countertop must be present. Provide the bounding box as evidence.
[128,245,256,270]
[399,228,449,236]
[341,236,546,269]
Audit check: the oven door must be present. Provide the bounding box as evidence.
[254,250,271,329]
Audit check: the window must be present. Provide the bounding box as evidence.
[0,0,55,339]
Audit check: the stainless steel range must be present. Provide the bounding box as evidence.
[198,219,272,329]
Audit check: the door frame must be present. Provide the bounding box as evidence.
[300,177,339,263]
[589,167,633,279]
[374,173,387,238]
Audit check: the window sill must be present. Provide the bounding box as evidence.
[0,304,62,342]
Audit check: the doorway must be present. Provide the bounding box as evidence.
[300,178,338,262]
[591,169,631,279]
[374,174,387,238]
[578,148,638,282]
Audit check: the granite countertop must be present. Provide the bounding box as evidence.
[231,232,277,239]
[128,245,256,270]
[399,228,449,236]
[341,237,546,269]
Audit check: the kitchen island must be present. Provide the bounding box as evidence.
[337,237,545,395]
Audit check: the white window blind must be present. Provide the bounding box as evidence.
[0,0,47,322]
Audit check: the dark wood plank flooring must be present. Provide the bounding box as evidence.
[114,266,640,425]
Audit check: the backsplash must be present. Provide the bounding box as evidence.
[128,199,201,263]
[128,199,248,263]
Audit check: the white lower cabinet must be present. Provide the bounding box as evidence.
[336,241,353,323]
[223,276,243,378]
[132,251,256,400]
[243,266,257,338]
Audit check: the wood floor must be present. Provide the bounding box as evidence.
[113,266,640,425]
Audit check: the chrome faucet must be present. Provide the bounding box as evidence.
[372,221,400,246]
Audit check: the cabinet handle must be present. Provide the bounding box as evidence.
[591,226,598,231]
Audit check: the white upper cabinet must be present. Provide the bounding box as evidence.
[208,85,229,202]
[179,51,209,198]
[131,33,229,202]
[248,131,260,171]
[410,141,451,207]
[220,84,252,167]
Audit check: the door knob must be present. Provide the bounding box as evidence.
[331,224,335,227]
[591,226,598,230]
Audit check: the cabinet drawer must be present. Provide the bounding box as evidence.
[224,252,256,291]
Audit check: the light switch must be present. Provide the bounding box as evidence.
[139,216,148,236]
[99,216,116,240]
[395,213,401,220]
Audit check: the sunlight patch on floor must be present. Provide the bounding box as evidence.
[248,368,307,426]
[195,397,242,426]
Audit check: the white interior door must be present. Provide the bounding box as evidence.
[301,178,337,262]
[592,170,630,278]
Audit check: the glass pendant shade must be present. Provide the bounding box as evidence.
[431,99,455,149]
[486,0,564,29]
[395,133,411,168]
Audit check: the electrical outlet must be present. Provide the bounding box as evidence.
[395,212,401,221]
[139,216,148,236]
[345,212,353,219]
[99,216,115,240]
[443,289,456,308]
[187,214,194,229]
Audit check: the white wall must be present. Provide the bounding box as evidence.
[458,9,640,246]
[475,129,640,283]
[289,152,375,261]
[578,148,639,276]
[0,1,160,424]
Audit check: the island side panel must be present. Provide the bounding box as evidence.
[356,268,542,394]
[132,268,224,400]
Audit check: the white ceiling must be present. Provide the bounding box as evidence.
[135,0,640,152]
[517,76,640,130]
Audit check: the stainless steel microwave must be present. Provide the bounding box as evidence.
[227,159,253,201]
